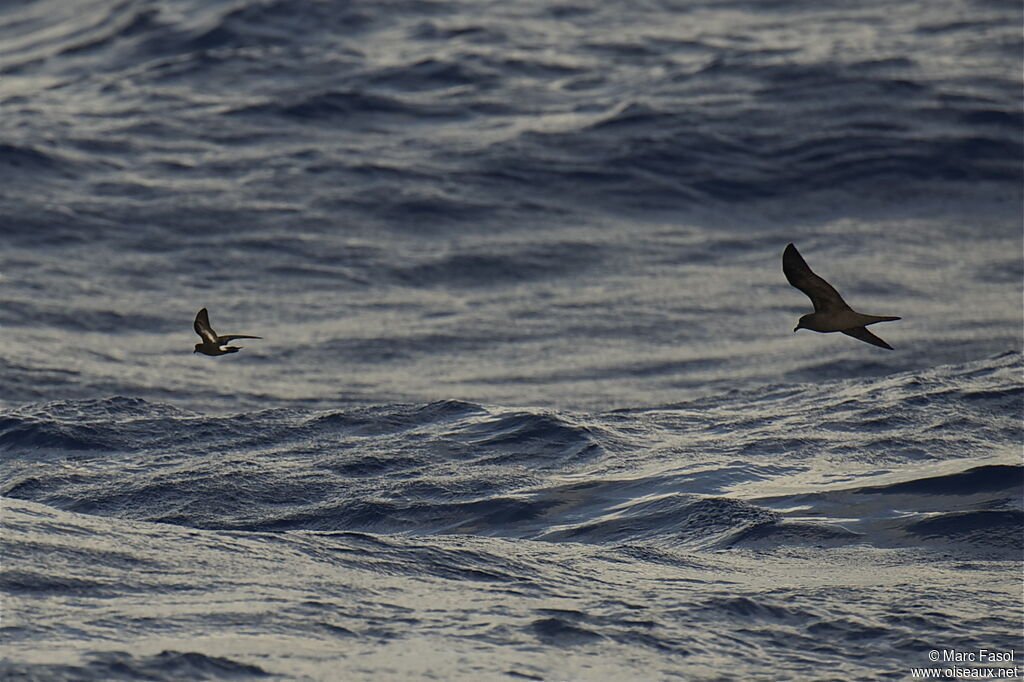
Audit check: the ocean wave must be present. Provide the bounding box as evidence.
[0,0,1018,224]
[2,354,1017,552]
[0,142,103,185]
[539,495,779,548]
[0,650,269,682]
[0,300,176,334]
[387,240,605,288]
[230,89,465,123]
[749,462,1023,555]
[480,62,1022,206]
[855,463,1022,496]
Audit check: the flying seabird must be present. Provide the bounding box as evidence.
[783,243,900,350]
[193,308,261,356]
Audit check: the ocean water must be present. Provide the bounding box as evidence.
[1,0,1022,680]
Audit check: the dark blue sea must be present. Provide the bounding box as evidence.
[1,0,1022,680]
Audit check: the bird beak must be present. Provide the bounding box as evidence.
[793,327,799,333]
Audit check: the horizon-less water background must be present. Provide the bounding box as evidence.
[1,0,1022,680]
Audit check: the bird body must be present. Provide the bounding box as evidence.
[796,309,900,334]
[193,308,261,355]
[783,243,900,350]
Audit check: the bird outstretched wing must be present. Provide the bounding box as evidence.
[783,243,850,314]
[217,334,262,342]
[842,326,893,350]
[193,308,219,344]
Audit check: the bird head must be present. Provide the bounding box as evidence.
[193,344,202,353]
[794,315,812,333]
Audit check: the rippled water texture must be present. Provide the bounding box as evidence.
[1,0,1021,679]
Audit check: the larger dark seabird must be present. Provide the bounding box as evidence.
[193,308,262,356]
[783,243,901,350]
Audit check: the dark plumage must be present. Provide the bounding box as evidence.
[783,243,900,350]
[193,308,261,356]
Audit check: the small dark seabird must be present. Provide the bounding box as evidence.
[783,243,901,350]
[193,308,262,356]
